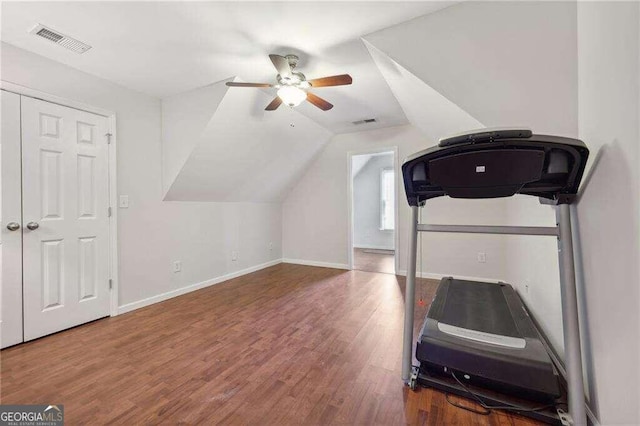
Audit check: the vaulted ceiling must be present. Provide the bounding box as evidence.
[363,1,578,138]
[162,78,332,202]
[364,40,483,142]
[2,1,580,203]
[1,1,454,134]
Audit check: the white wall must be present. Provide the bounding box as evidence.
[574,3,640,424]
[1,43,283,309]
[353,153,394,250]
[503,198,563,353]
[283,124,509,281]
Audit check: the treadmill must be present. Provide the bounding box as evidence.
[400,129,589,425]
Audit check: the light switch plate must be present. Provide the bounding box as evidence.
[119,195,129,208]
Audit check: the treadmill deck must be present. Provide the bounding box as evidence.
[416,278,560,403]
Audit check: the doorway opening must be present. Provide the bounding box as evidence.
[349,149,397,274]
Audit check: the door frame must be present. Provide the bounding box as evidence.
[347,146,399,273]
[1,80,120,317]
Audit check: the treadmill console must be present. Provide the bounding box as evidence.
[402,131,589,206]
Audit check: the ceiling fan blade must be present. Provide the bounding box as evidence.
[306,92,333,111]
[269,54,292,77]
[226,82,273,88]
[265,96,283,111]
[308,74,353,88]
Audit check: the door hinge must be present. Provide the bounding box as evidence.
[105,133,112,144]
[108,206,112,217]
[109,279,113,290]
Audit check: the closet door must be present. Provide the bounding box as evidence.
[21,96,111,341]
[1,90,24,348]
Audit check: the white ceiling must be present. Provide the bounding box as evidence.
[1,1,454,133]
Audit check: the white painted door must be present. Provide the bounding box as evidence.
[1,90,24,348]
[21,96,111,341]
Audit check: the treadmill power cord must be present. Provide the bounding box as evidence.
[445,393,491,415]
[446,371,558,415]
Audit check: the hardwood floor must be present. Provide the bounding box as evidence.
[0,264,540,425]
[353,248,396,274]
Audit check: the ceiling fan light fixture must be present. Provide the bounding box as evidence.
[225,54,351,111]
[277,86,307,107]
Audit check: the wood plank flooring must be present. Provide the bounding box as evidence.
[353,248,396,274]
[0,264,540,425]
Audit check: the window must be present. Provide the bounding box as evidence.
[380,168,395,230]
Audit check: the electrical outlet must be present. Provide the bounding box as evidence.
[231,251,238,261]
[477,252,487,263]
[119,195,129,208]
[269,242,273,251]
[173,261,182,273]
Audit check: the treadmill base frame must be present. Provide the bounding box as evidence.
[414,366,565,425]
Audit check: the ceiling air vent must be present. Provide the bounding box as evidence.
[29,24,91,54]
[352,118,377,125]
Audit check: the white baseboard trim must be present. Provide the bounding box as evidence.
[279,261,501,282]
[353,244,395,251]
[117,258,282,315]
[282,258,350,270]
[396,269,505,283]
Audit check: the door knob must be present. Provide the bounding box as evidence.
[26,222,39,231]
[6,222,20,231]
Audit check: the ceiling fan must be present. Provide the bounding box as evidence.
[225,54,352,111]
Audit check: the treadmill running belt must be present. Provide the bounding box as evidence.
[439,281,520,338]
